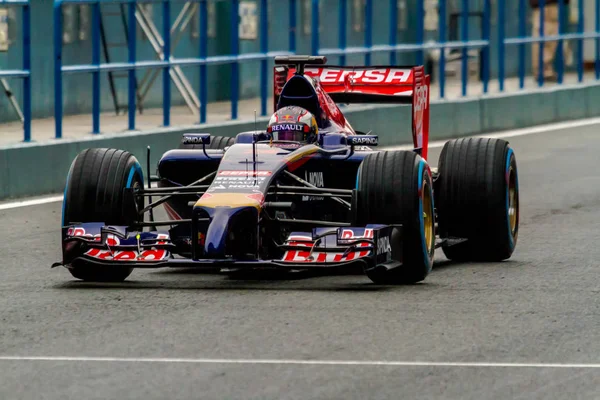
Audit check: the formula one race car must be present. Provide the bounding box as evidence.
[53,55,519,284]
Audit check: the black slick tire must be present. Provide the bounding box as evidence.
[355,150,436,284]
[436,137,519,261]
[62,148,145,282]
[178,135,234,150]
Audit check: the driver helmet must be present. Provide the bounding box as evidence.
[267,106,318,144]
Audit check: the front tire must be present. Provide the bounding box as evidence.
[62,148,144,282]
[436,137,519,261]
[355,151,435,284]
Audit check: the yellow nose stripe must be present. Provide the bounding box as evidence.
[194,193,263,210]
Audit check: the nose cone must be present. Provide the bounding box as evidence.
[201,205,260,259]
[194,191,265,259]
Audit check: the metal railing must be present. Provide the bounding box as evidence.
[41,0,600,141]
[500,0,600,90]
[0,0,30,141]
[54,0,294,139]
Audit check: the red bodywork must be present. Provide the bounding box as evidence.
[274,64,431,160]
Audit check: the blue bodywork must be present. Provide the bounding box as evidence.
[56,60,407,274]
[57,131,402,273]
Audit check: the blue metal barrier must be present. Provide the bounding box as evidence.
[340,0,347,65]
[312,0,319,56]
[53,0,293,139]
[50,0,600,141]
[438,0,446,98]
[52,0,494,139]
[163,0,171,127]
[596,0,600,80]
[365,0,372,66]
[502,0,600,90]
[199,0,207,123]
[0,0,31,142]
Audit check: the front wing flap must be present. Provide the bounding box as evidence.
[54,223,402,272]
[280,224,399,266]
[56,223,174,268]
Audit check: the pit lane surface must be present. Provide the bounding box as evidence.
[2,123,600,399]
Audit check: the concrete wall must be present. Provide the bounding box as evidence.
[2,81,599,201]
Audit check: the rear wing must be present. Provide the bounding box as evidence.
[273,56,431,160]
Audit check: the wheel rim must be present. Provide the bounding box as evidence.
[508,166,518,235]
[422,179,434,253]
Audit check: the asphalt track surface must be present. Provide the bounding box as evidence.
[2,123,600,399]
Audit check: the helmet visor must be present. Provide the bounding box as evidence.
[270,123,307,142]
[274,130,305,142]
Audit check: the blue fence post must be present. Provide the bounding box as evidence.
[416,0,424,65]
[389,0,397,65]
[439,0,446,98]
[498,0,505,92]
[461,0,468,96]
[199,0,207,124]
[260,0,268,117]
[231,0,239,120]
[538,0,545,86]
[22,1,31,142]
[365,0,372,66]
[518,0,526,88]
[557,0,564,84]
[578,0,584,82]
[339,0,347,65]
[54,0,63,139]
[127,1,136,131]
[482,0,490,94]
[289,0,296,53]
[91,1,100,134]
[311,0,319,55]
[594,0,600,80]
[163,0,171,126]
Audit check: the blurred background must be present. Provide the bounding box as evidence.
[0,0,595,142]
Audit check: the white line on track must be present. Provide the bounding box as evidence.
[2,116,600,211]
[0,356,599,368]
[0,195,64,211]
[384,115,600,151]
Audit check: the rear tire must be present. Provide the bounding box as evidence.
[178,135,234,150]
[355,151,435,284]
[62,148,144,282]
[436,137,519,261]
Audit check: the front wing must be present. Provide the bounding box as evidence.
[53,223,403,274]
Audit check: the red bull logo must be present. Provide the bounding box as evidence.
[67,227,170,262]
[282,229,373,263]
